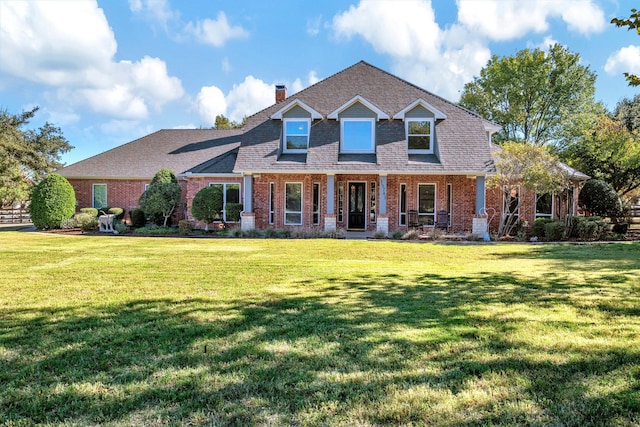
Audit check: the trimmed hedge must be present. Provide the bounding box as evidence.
[30,174,76,229]
[130,208,146,228]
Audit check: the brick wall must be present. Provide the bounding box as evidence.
[183,176,244,228]
[250,173,481,233]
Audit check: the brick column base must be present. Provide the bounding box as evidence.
[376,215,389,236]
[241,212,256,231]
[324,214,337,232]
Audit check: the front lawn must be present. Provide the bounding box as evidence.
[1,233,639,426]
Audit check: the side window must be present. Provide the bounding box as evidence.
[406,119,433,153]
[283,119,310,153]
[341,119,374,153]
[285,182,302,225]
[92,184,107,209]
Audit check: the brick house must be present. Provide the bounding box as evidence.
[58,61,586,235]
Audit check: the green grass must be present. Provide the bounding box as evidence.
[1,232,639,426]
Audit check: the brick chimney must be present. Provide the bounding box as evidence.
[275,85,287,103]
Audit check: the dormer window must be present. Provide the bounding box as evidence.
[407,118,434,153]
[283,118,310,153]
[341,118,375,153]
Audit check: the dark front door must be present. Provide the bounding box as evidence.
[348,182,366,230]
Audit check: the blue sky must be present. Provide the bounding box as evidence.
[1,0,639,165]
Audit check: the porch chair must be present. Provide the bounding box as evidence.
[435,210,449,231]
[408,210,424,231]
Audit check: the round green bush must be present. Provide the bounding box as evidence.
[74,212,98,232]
[130,208,146,228]
[79,207,99,217]
[30,174,76,229]
[579,179,621,218]
[191,186,223,228]
[107,207,125,221]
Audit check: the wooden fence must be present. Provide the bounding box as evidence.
[0,204,30,224]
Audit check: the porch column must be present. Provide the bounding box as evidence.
[241,174,255,230]
[325,174,336,232]
[475,175,486,215]
[377,175,389,236]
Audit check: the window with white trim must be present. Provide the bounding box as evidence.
[313,182,320,225]
[504,186,520,219]
[283,119,310,152]
[399,184,407,225]
[285,182,302,225]
[341,118,375,153]
[536,193,553,219]
[337,181,344,223]
[269,182,275,224]
[209,183,241,222]
[370,181,376,223]
[418,184,436,225]
[406,118,434,153]
[92,184,107,209]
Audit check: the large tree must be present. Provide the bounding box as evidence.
[459,44,598,147]
[139,168,182,227]
[562,114,640,196]
[611,8,640,86]
[0,107,73,204]
[488,142,571,237]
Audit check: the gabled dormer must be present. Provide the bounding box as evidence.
[328,95,388,154]
[393,99,446,155]
[271,99,322,154]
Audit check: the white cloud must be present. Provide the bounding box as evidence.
[222,57,232,74]
[0,0,116,85]
[605,45,640,76]
[291,71,321,94]
[196,76,274,125]
[307,15,323,36]
[128,0,177,31]
[0,0,184,121]
[333,0,441,60]
[196,85,227,124]
[456,0,605,41]
[226,76,274,123]
[332,0,487,100]
[184,12,249,47]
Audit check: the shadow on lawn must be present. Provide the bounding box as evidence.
[1,270,639,425]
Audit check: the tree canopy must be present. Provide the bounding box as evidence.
[611,8,640,86]
[562,113,640,196]
[459,44,598,147]
[488,142,571,236]
[139,168,182,227]
[0,107,73,205]
[214,114,245,129]
[190,185,223,230]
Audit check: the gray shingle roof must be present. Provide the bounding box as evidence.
[236,61,498,174]
[58,129,242,179]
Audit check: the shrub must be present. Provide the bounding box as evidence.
[373,230,387,239]
[402,229,421,240]
[130,208,146,228]
[114,221,128,234]
[544,221,566,241]
[80,207,98,217]
[225,203,243,223]
[74,212,98,232]
[612,222,629,235]
[178,220,194,236]
[191,186,223,230]
[532,218,553,239]
[390,230,404,240]
[575,217,609,240]
[139,168,181,227]
[579,179,622,219]
[107,207,125,221]
[30,174,76,229]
